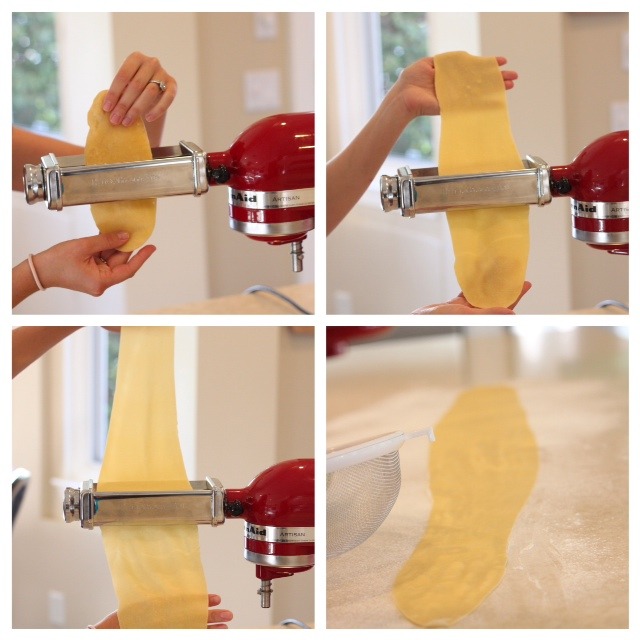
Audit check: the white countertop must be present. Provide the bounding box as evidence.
[147,283,314,315]
[326,327,628,629]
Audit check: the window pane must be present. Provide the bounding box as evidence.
[92,330,120,463]
[12,12,61,133]
[107,332,120,428]
[379,12,432,163]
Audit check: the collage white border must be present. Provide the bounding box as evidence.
[5,0,636,637]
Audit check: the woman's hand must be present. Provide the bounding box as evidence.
[412,282,531,315]
[100,51,177,146]
[206,594,234,629]
[326,54,518,235]
[91,594,234,629]
[31,232,155,297]
[390,55,518,119]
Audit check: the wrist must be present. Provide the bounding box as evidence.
[31,251,54,289]
[380,86,415,127]
[28,254,46,291]
[12,260,40,308]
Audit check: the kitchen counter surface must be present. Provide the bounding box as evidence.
[147,283,314,315]
[326,327,629,629]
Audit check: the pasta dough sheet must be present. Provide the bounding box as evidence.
[435,51,529,308]
[85,90,156,252]
[98,326,208,628]
[393,386,538,627]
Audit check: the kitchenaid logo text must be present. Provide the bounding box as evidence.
[230,191,302,204]
[246,524,266,537]
[572,200,629,218]
[245,523,314,542]
[573,202,597,213]
[89,173,162,188]
[231,192,258,203]
[444,182,511,197]
[230,188,314,209]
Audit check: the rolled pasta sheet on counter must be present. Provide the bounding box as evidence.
[393,386,539,627]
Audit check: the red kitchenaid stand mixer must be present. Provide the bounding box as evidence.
[380,130,629,255]
[224,458,314,607]
[207,113,314,271]
[23,112,315,271]
[63,458,314,608]
[548,130,628,254]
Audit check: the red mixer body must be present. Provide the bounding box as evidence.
[224,458,314,586]
[206,113,315,246]
[550,130,628,254]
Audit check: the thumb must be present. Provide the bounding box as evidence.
[82,231,131,253]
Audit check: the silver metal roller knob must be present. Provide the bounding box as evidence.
[379,174,400,212]
[23,163,45,204]
[63,487,81,523]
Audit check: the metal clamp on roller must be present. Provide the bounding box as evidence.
[24,141,209,211]
[63,477,225,529]
[380,156,552,217]
[62,458,314,609]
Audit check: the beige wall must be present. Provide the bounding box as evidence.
[478,12,571,313]
[482,12,629,311]
[111,13,211,312]
[194,327,315,627]
[563,12,629,309]
[197,13,315,298]
[12,327,314,629]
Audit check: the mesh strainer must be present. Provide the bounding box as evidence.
[326,428,434,558]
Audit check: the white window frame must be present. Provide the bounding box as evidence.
[92,328,115,462]
[12,12,126,314]
[45,328,103,516]
[368,12,433,168]
[330,12,481,207]
[330,12,433,209]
